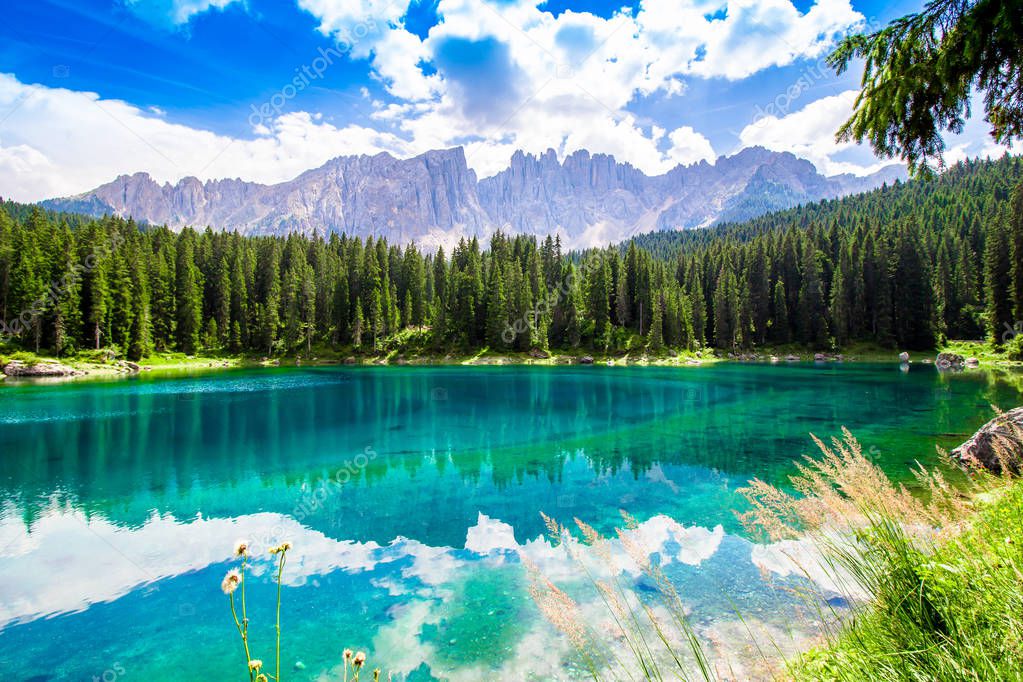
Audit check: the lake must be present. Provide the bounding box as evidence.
[0,363,1018,680]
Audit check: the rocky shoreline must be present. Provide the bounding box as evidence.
[1,360,82,378]
[1,358,147,379]
[0,348,997,384]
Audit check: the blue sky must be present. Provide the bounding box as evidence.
[0,0,1009,202]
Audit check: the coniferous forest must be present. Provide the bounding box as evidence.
[1,155,1022,361]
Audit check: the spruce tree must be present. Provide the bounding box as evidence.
[648,292,664,350]
[798,246,829,348]
[175,233,203,355]
[486,261,507,348]
[587,254,610,339]
[829,246,852,346]
[712,264,739,350]
[10,208,48,351]
[771,279,790,344]
[985,215,1013,345]
[1007,183,1023,324]
[892,226,937,350]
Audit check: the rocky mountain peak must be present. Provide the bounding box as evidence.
[43,146,907,248]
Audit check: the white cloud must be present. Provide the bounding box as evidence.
[644,0,864,81]
[739,88,1020,176]
[667,126,717,166]
[125,0,244,28]
[464,513,519,554]
[0,74,416,202]
[290,0,864,178]
[738,89,867,174]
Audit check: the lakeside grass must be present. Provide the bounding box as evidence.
[792,479,1023,680]
[528,422,1023,681]
[5,333,1022,381]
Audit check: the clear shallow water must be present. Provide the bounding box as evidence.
[0,363,1019,680]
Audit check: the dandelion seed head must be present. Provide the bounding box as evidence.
[248,659,263,671]
[233,540,249,557]
[221,568,241,594]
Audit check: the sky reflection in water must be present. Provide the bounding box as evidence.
[0,364,1018,680]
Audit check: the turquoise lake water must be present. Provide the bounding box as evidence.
[0,363,1019,680]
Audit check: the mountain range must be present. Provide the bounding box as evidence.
[42,146,907,247]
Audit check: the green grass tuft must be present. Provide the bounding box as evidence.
[794,483,1023,680]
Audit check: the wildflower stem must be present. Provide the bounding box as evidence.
[275,550,287,682]
[240,557,254,682]
[230,592,255,681]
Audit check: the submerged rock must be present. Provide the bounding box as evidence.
[578,355,594,364]
[951,407,1023,473]
[935,352,965,370]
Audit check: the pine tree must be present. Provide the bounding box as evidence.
[486,261,507,348]
[615,266,630,328]
[648,292,664,349]
[0,208,13,324]
[770,279,790,344]
[712,264,739,350]
[128,250,153,360]
[748,244,770,344]
[829,246,852,346]
[985,215,1013,345]
[893,225,937,349]
[229,249,249,351]
[508,263,532,350]
[933,239,954,340]
[175,233,203,354]
[109,248,135,352]
[678,291,695,350]
[352,299,364,348]
[9,208,48,351]
[1008,183,1023,325]
[686,265,706,347]
[798,246,829,348]
[52,225,82,356]
[587,254,610,339]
